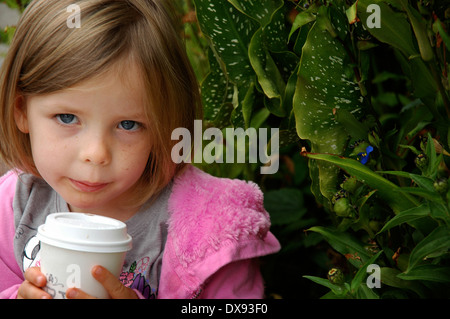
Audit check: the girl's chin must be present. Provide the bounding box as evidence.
[66,195,125,213]
[64,196,111,212]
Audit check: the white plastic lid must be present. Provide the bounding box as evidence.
[37,212,132,253]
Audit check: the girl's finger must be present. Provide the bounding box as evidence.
[91,265,138,299]
[24,267,47,287]
[66,287,96,299]
[17,280,52,299]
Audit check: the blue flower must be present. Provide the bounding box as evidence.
[357,145,373,165]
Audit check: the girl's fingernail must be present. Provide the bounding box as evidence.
[36,275,46,286]
[93,265,104,277]
[66,289,77,299]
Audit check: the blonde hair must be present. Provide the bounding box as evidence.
[0,0,202,206]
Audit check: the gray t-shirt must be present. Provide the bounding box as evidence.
[13,174,170,299]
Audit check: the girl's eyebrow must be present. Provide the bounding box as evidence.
[34,94,147,119]
[124,111,147,120]
[42,103,83,114]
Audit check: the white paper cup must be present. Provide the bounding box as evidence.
[37,212,132,299]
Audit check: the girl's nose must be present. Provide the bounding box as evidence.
[80,132,111,166]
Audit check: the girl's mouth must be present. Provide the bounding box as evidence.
[69,179,109,193]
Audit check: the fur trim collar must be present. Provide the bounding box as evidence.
[167,165,271,268]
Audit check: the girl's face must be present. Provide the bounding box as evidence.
[15,63,152,221]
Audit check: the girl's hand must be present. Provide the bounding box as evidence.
[17,267,52,299]
[66,265,138,299]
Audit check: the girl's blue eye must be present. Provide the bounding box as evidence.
[56,114,77,124]
[119,120,139,131]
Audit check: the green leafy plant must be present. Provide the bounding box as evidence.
[190,0,450,298]
[0,0,29,10]
[0,1,29,44]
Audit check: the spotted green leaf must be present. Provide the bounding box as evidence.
[293,5,364,200]
[193,0,258,88]
[200,49,234,128]
[228,0,282,27]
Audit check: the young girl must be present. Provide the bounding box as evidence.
[0,0,280,299]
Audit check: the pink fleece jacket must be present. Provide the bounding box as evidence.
[0,165,280,299]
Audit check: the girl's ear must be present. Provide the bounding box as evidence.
[14,95,29,133]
